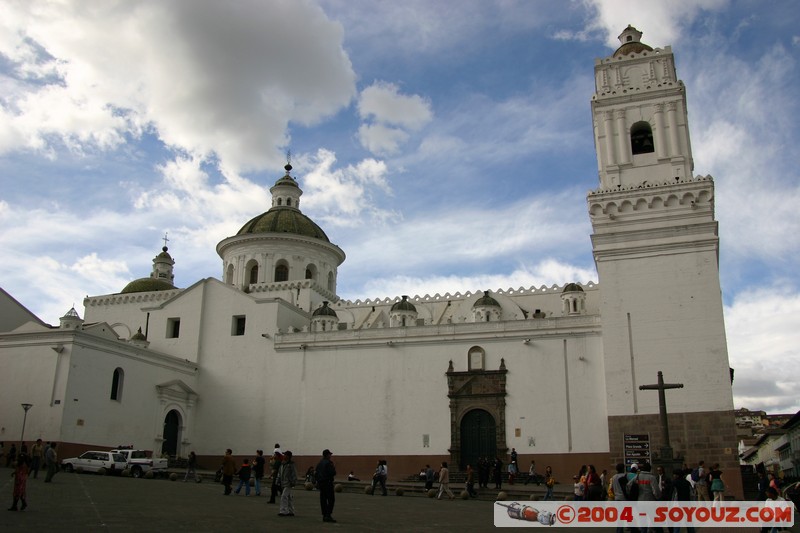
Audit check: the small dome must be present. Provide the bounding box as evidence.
[562,283,584,293]
[237,207,330,242]
[312,301,338,318]
[391,295,416,313]
[130,327,147,341]
[121,278,176,294]
[156,246,173,260]
[473,290,500,308]
[613,25,653,58]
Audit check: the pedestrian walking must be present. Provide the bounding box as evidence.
[8,446,30,511]
[220,449,236,495]
[184,451,199,482]
[371,460,387,496]
[30,439,44,479]
[253,450,265,495]
[437,461,455,500]
[234,458,251,495]
[44,442,58,483]
[543,466,555,501]
[315,449,337,523]
[267,449,283,504]
[278,451,298,517]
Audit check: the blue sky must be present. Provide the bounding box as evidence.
[1,0,798,413]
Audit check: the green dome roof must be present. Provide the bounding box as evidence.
[562,283,584,293]
[613,41,653,57]
[237,207,330,242]
[312,301,338,317]
[121,278,176,294]
[391,295,417,313]
[473,290,500,308]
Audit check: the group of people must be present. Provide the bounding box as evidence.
[214,444,337,523]
[5,439,60,512]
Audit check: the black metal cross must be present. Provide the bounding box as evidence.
[639,371,683,455]
[162,232,169,248]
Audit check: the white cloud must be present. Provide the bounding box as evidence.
[726,288,800,412]
[358,82,432,129]
[357,123,409,156]
[337,188,592,289]
[357,81,432,155]
[0,0,357,172]
[297,149,398,225]
[580,0,729,50]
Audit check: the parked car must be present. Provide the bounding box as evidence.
[61,451,127,474]
[782,481,800,508]
[111,448,169,478]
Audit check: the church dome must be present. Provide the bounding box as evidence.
[613,25,653,58]
[391,295,416,312]
[312,301,338,318]
[236,207,330,242]
[562,283,584,293]
[473,290,500,307]
[121,278,176,294]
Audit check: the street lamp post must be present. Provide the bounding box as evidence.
[20,403,33,446]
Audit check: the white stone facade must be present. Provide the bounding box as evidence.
[0,27,740,493]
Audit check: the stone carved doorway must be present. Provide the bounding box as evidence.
[447,358,507,470]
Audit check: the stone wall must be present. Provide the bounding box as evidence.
[608,410,743,499]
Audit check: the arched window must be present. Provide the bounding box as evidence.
[631,121,655,155]
[305,264,317,281]
[275,263,289,282]
[225,264,234,285]
[327,271,334,292]
[287,198,292,206]
[277,198,282,206]
[111,367,124,401]
[249,265,258,284]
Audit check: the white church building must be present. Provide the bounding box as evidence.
[0,27,742,497]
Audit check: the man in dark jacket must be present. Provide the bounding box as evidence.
[672,469,696,532]
[315,449,337,523]
[220,449,236,495]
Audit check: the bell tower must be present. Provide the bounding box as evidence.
[588,27,740,497]
[591,25,693,190]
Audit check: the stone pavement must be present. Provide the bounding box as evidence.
[1,468,796,532]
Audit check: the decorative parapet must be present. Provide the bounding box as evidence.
[587,175,714,220]
[84,289,182,308]
[336,282,598,308]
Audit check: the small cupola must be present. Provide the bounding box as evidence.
[613,25,654,58]
[120,239,177,294]
[311,301,338,332]
[59,306,84,330]
[472,290,502,322]
[390,295,419,327]
[128,327,150,348]
[561,283,586,316]
[270,160,303,209]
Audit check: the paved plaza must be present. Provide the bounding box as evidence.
[1,469,797,532]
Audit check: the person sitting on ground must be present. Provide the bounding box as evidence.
[347,471,360,481]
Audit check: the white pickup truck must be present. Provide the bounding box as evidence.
[111,448,169,478]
